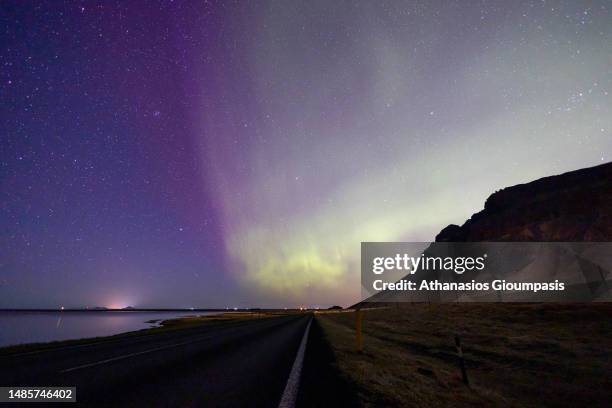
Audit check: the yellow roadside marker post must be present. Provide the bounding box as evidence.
[355,309,363,353]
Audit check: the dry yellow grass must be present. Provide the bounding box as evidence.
[316,303,612,407]
[159,311,276,327]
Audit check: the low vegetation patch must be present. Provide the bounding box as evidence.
[316,303,612,407]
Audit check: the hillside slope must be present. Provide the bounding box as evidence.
[436,162,612,242]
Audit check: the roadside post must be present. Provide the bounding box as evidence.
[355,309,363,353]
[454,335,469,386]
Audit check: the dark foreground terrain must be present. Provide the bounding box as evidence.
[317,304,612,407]
[0,314,312,407]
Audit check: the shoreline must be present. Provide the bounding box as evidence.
[0,311,282,356]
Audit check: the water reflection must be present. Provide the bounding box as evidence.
[0,311,216,348]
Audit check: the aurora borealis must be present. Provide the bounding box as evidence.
[1,1,611,308]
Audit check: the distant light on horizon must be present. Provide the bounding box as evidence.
[106,298,137,310]
[0,1,610,309]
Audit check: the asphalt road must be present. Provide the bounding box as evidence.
[0,314,312,407]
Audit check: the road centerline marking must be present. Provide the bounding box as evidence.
[58,317,291,374]
[59,337,207,373]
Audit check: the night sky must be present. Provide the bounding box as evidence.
[1,1,611,308]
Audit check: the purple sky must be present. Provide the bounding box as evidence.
[1,1,611,308]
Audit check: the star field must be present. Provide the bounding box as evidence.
[1,1,611,308]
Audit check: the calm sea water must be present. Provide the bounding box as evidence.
[0,311,218,348]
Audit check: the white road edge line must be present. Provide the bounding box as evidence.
[278,317,312,408]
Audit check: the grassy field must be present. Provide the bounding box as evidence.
[157,310,280,327]
[315,304,612,407]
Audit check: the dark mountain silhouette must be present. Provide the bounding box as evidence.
[436,162,612,242]
[355,162,612,307]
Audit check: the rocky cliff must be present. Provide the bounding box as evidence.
[436,162,612,242]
